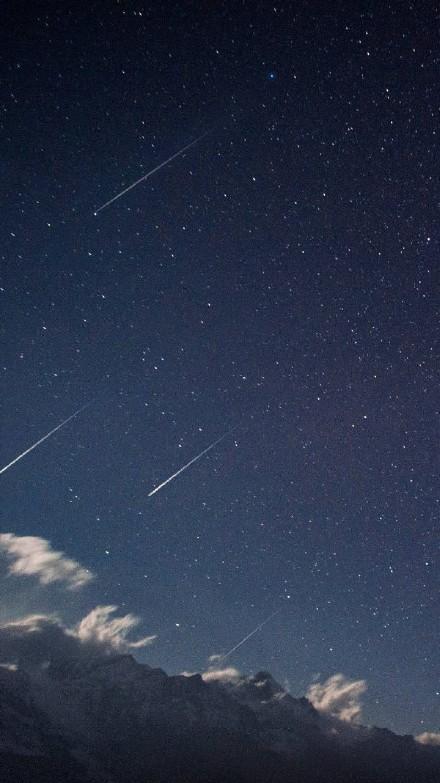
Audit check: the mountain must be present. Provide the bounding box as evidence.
[0,655,438,783]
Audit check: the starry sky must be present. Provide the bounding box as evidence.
[1,1,438,737]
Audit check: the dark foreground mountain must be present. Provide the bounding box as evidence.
[0,655,438,783]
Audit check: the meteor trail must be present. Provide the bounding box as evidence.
[148,429,233,497]
[218,609,282,662]
[94,134,207,214]
[0,404,90,476]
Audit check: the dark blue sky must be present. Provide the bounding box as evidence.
[1,1,438,736]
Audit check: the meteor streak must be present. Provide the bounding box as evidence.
[0,404,90,476]
[219,608,282,662]
[148,429,233,497]
[94,134,207,214]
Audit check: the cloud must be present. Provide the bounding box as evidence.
[306,673,367,723]
[0,533,94,590]
[202,666,242,684]
[0,606,156,668]
[199,653,243,684]
[415,732,440,746]
[75,605,156,651]
[0,614,84,667]
[208,653,225,664]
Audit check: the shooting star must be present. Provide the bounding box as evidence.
[148,429,234,497]
[94,133,208,214]
[0,404,90,476]
[218,608,282,662]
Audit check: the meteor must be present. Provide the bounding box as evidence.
[218,608,282,662]
[148,429,233,497]
[0,404,90,476]
[94,133,208,214]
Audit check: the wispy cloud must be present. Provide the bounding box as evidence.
[0,533,94,590]
[306,673,367,723]
[75,605,156,651]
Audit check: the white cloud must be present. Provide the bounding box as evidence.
[202,666,242,684]
[75,605,156,652]
[208,653,225,664]
[415,732,440,746]
[4,614,60,632]
[0,533,94,590]
[200,653,243,684]
[307,673,367,723]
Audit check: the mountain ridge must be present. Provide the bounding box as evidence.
[0,652,438,782]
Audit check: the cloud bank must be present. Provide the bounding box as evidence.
[306,673,367,723]
[0,533,94,590]
[416,732,440,746]
[0,606,156,668]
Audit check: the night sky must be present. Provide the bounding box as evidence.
[1,1,438,737]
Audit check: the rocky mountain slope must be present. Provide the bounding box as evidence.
[0,654,438,783]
